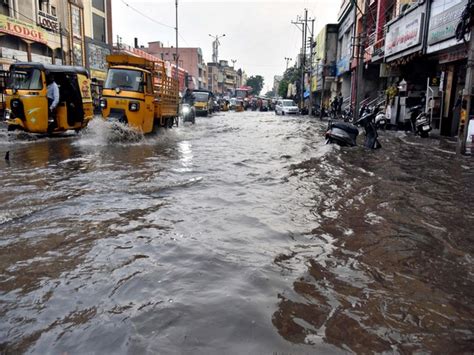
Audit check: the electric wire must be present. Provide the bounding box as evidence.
[119,0,189,46]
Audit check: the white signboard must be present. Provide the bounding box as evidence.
[0,47,28,62]
[31,53,53,64]
[385,10,424,57]
[37,10,58,32]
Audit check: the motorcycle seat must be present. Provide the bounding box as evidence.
[330,122,359,135]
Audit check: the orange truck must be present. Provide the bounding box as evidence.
[100,54,179,133]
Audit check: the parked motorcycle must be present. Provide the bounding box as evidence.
[375,108,388,130]
[408,105,432,137]
[326,106,381,149]
[356,108,382,149]
[181,103,195,124]
[325,120,359,146]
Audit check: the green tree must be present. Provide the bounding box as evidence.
[278,79,289,98]
[283,67,300,83]
[264,90,275,97]
[246,75,264,95]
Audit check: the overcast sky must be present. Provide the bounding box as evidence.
[112,0,340,92]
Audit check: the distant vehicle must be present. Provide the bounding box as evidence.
[275,99,299,115]
[235,87,251,109]
[193,90,212,116]
[229,98,237,110]
[235,88,249,100]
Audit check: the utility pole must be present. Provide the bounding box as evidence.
[458,21,474,154]
[175,0,179,126]
[231,59,237,92]
[308,19,315,116]
[292,9,314,110]
[354,0,368,122]
[302,8,308,110]
[284,57,292,70]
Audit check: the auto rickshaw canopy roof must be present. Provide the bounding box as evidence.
[9,62,89,77]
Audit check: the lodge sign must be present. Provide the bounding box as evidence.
[37,10,59,32]
[0,14,47,44]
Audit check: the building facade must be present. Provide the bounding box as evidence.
[336,0,355,103]
[207,60,241,95]
[311,24,338,109]
[143,42,208,90]
[328,0,470,137]
[0,0,112,82]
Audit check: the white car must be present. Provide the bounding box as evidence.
[275,99,299,115]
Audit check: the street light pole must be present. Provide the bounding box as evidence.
[209,34,225,95]
[175,0,179,126]
[231,59,237,92]
[209,34,226,63]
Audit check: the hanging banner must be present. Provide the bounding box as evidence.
[0,14,47,44]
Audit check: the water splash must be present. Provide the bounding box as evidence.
[76,118,144,146]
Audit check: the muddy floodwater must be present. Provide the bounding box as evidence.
[0,112,473,354]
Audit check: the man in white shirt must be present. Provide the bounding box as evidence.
[46,74,59,127]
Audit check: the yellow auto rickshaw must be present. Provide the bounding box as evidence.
[235,99,244,112]
[4,63,93,134]
[193,90,212,117]
[219,99,229,112]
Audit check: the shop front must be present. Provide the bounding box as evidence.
[384,2,432,126]
[426,0,469,137]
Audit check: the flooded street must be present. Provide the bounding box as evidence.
[0,111,473,354]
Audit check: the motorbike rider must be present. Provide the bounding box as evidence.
[182,88,195,106]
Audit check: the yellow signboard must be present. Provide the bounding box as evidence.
[90,69,107,81]
[311,77,318,92]
[0,14,47,44]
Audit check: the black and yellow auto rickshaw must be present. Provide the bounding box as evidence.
[4,63,93,134]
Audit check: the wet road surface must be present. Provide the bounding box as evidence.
[0,112,473,354]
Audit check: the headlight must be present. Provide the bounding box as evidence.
[100,98,107,109]
[4,109,11,120]
[129,102,140,112]
[182,106,190,114]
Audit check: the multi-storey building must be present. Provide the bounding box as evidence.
[207,60,241,95]
[330,0,469,137]
[143,42,208,90]
[312,24,338,109]
[0,0,112,81]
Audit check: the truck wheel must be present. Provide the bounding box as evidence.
[7,125,21,132]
